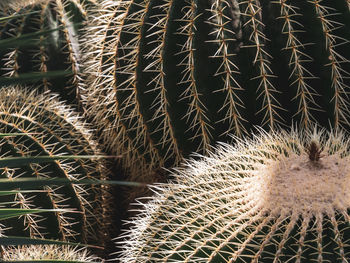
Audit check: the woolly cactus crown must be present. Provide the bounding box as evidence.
[120,127,350,262]
[2,245,102,262]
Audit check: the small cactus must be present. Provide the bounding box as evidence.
[2,245,102,262]
[83,0,350,184]
[0,86,110,245]
[0,0,98,105]
[119,127,350,262]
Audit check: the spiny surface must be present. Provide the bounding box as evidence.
[0,86,110,244]
[0,0,98,105]
[0,0,48,9]
[2,245,102,261]
[83,0,350,184]
[120,128,350,262]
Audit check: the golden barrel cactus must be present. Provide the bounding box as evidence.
[83,0,350,184]
[0,86,110,245]
[119,127,350,262]
[0,0,99,105]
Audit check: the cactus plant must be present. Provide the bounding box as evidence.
[2,245,102,262]
[0,0,98,105]
[119,127,350,262]
[83,0,350,183]
[0,86,110,245]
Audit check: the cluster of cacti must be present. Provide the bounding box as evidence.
[83,0,350,183]
[119,128,350,262]
[1,0,350,261]
[2,245,102,262]
[0,86,110,245]
[0,0,98,105]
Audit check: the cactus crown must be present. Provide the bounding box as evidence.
[2,245,102,262]
[83,0,350,183]
[0,86,109,244]
[119,127,350,262]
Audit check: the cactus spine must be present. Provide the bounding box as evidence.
[119,127,350,262]
[0,0,98,105]
[2,245,102,262]
[0,86,109,244]
[83,0,350,182]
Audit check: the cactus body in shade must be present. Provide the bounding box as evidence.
[0,87,109,244]
[2,245,102,262]
[0,0,97,105]
[83,0,350,183]
[119,127,350,262]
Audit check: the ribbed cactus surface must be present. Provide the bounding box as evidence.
[0,0,97,105]
[84,0,350,182]
[120,128,350,262]
[0,86,109,244]
[2,245,102,262]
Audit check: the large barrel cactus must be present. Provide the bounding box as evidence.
[0,86,109,244]
[119,127,350,262]
[0,0,97,105]
[2,245,102,262]
[83,0,350,182]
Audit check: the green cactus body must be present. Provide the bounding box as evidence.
[0,86,109,244]
[84,0,350,182]
[2,245,102,262]
[120,128,350,262]
[0,0,97,105]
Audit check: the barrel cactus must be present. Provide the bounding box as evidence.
[0,86,110,245]
[83,0,350,183]
[0,0,98,105]
[2,245,102,262]
[119,127,350,262]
